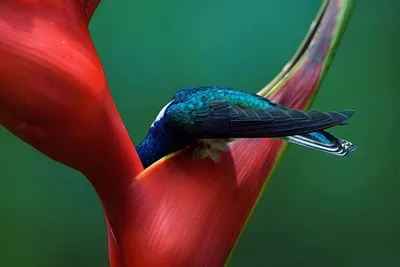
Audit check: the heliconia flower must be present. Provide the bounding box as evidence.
[0,1,355,267]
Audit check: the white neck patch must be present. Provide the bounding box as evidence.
[151,101,172,127]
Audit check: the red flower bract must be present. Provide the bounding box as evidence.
[0,0,143,226]
[0,1,355,266]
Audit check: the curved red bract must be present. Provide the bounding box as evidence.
[121,140,283,266]
[0,0,353,267]
[0,0,143,238]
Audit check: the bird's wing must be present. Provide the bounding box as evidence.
[171,100,354,139]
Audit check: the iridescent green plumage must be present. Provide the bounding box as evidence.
[168,86,275,129]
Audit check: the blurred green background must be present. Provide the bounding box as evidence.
[1,0,399,266]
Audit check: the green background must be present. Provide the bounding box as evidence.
[1,0,399,266]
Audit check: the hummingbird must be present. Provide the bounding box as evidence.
[136,86,356,168]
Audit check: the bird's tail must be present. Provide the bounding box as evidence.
[283,131,356,156]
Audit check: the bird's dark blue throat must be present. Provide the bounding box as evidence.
[136,116,191,168]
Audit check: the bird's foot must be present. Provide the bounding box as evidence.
[193,138,235,163]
